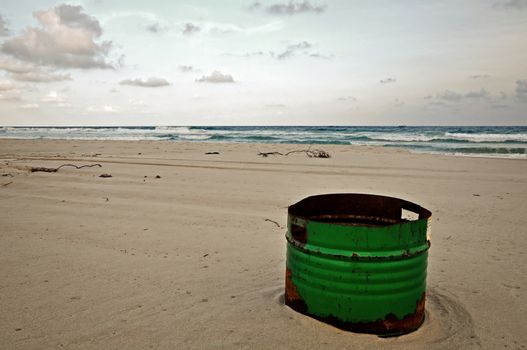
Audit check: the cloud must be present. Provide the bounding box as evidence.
[286,41,311,50]
[337,96,357,102]
[87,104,120,113]
[208,24,243,35]
[516,79,527,101]
[179,65,198,73]
[0,56,71,82]
[394,98,404,107]
[227,41,330,60]
[144,22,171,34]
[0,81,22,101]
[275,41,312,60]
[146,23,158,33]
[145,22,165,33]
[427,100,454,108]
[516,80,527,93]
[247,2,262,11]
[0,93,22,102]
[204,20,285,35]
[429,88,493,106]
[41,90,67,104]
[145,20,284,37]
[0,80,17,91]
[1,4,114,69]
[244,21,285,34]
[0,57,33,74]
[12,71,71,82]
[245,51,267,57]
[20,103,39,109]
[435,90,463,102]
[119,77,170,87]
[380,78,396,84]
[196,71,235,83]
[493,0,527,9]
[435,89,491,102]
[40,90,70,107]
[309,52,334,59]
[468,75,490,79]
[0,81,22,102]
[224,51,267,57]
[261,1,327,15]
[491,104,509,109]
[128,98,148,111]
[183,22,200,36]
[0,14,9,36]
[464,89,491,99]
[264,103,287,108]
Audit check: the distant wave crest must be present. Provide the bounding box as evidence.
[1,126,526,159]
[445,132,527,143]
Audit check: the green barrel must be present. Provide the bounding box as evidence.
[285,193,431,335]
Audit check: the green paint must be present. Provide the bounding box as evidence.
[285,194,431,325]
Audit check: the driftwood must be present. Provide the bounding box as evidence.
[257,151,284,157]
[257,146,331,158]
[81,153,101,157]
[205,152,220,155]
[2,181,13,187]
[30,163,102,173]
[265,218,284,229]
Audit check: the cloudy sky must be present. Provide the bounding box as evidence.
[0,0,526,126]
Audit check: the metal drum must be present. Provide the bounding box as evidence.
[285,193,432,335]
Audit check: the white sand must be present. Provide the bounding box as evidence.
[0,139,526,349]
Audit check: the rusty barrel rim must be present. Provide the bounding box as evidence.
[285,193,431,336]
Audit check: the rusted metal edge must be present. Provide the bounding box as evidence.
[288,193,432,223]
[285,267,426,336]
[285,235,431,260]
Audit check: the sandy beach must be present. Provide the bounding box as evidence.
[0,138,526,350]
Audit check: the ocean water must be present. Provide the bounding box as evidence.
[1,125,526,159]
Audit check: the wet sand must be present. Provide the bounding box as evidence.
[0,138,526,349]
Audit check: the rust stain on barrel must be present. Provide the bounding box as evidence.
[285,268,307,313]
[335,292,426,335]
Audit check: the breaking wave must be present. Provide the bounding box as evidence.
[1,125,526,159]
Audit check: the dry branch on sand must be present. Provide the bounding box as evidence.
[264,218,284,229]
[257,151,284,157]
[30,164,102,173]
[257,146,330,158]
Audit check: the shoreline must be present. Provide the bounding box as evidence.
[1,138,526,349]
[2,125,526,161]
[1,137,526,161]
